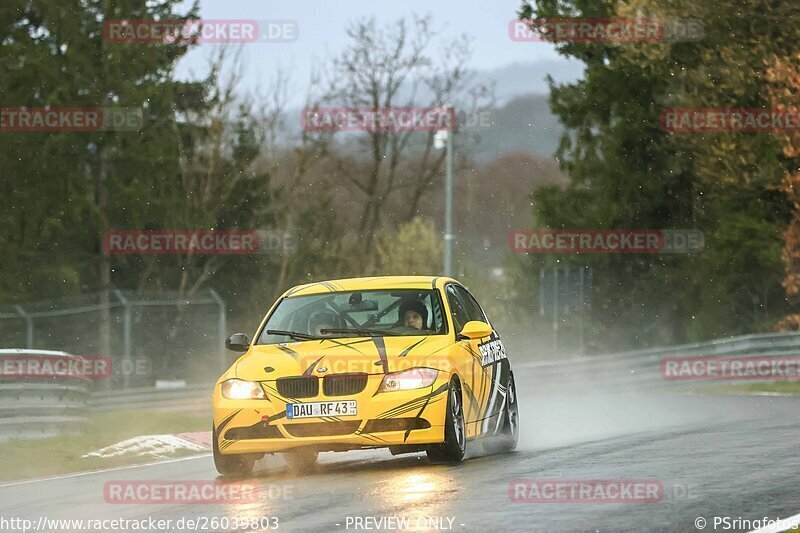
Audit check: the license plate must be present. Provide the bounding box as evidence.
[286,400,357,419]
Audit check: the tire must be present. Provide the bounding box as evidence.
[482,372,519,455]
[426,378,466,463]
[213,426,256,477]
[283,448,319,473]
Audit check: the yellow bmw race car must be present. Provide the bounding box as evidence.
[212,275,519,476]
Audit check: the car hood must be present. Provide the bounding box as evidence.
[235,335,453,380]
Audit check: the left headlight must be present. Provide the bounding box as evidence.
[221,379,266,400]
[377,367,439,393]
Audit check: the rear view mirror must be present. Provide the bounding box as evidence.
[346,299,379,312]
[225,333,250,352]
[458,321,492,340]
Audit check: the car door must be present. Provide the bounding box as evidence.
[444,284,493,438]
[449,284,510,436]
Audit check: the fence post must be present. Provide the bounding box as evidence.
[113,290,132,388]
[14,305,34,349]
[208,289,227,372]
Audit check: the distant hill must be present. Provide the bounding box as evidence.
[471,60,584,104]
[465,93,564,163]
[282,58,581,162]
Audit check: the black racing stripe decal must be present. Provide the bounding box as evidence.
[385,396,445,421]
[215,409,242,436]
[468,352,479,421]
[462,381,479,420]
[398,337,427,358]
[478,362,489,417]
[286,281,332,297]
[285,285,308,297]
[303,356,324,376]
[319,281,337,292]
[266,410,287,422]
[276,344,301,362]
[372,336,388,374]
[465,344,483,422]
[464,344,483,365]
[377,397,435,419]
[431,277,439,289]
[482,362,498,421]
[377,383,448,419]
[216,409,243,451]
[427,343,451,357]
[354,423,390,444]
[404,390,434,442]
[319,338,372,354]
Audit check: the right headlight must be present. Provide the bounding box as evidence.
[377,367,438,393]
[221,379,266,400]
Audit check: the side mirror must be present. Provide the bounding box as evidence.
[225,333,250,353]
[458,321,492,340]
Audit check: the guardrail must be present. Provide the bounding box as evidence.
[5,331,799,440]
[88,384,211,412]
[0,349,91,441]
[518,331,800,391]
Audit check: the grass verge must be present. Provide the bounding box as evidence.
[0,410,209,482]
[695,382,800,395]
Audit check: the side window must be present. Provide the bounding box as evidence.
[453,285,488,324]
[446,285,471,333]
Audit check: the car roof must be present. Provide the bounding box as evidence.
[282,275,459,297]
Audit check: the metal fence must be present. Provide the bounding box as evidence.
[0,289,228,389]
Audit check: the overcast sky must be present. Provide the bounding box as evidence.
[175,0,581,105]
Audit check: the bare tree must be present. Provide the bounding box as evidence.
[323,16,492,252]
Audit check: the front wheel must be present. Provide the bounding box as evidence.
[426,378,466,463]
[213,426,256,477]
[482,372,519,455]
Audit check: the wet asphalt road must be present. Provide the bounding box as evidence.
[1,374,799,533]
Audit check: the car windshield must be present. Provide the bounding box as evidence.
[256,289,447,344]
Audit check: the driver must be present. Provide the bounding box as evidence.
[309,311,338,336]
[398,299,428,331]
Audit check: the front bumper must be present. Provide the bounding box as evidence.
[213,373,450,455]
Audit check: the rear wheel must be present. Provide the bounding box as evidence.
[482,373,519,455]
[426,378,466,463]
[283,448,319,473]
[213,426,256,477]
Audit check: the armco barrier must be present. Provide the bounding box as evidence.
[88,384,210,412]
[0,349,91,441]
[8,331,800,436]
[518,331,800,391]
